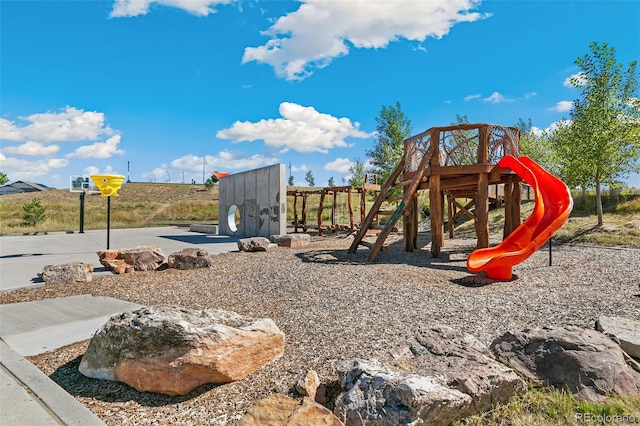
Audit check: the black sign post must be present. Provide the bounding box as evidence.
[79,191,86,233]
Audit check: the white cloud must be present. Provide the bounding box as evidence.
[464,94,481,102]
[564,72,587,87]
[243,0,489,80]
[324,157,352,173]
[2,141,60,156]
[83,166,101,176]
[170,150,278,172]
[0,119,23,141]
[291,164,308,172]
[549,100,573,112]
[68,135,125,159]
[217,102,373,154]
[3,106,114,143]
[523,92,537,99]
[484,92,508,103]
[110,0,234,18]
[3,106,115,142]
[0,153,69,181]
[83,165,116,176]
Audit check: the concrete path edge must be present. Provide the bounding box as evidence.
[1,340,105,425]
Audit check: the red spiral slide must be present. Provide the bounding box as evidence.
[466,155,573,280]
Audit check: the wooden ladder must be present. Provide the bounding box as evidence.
[348,153,430,261]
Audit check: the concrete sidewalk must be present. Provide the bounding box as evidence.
[0,227,239,425]
[0,296,144,425]
[0,226,239,292]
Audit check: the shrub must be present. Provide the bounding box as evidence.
[22,198,46,226]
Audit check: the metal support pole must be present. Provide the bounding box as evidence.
[548,237,552,266]
[107,196,111,249]
[79,191,85,233]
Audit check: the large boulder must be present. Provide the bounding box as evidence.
[38,262,93,284]
[79,306,285,396]
[237,237,271,252]
[596,316,640,360]
[239,394,344,426]
[167,248,213,270]
[491,326,640,402]
[334,326,526,426]
[97,246,166,274]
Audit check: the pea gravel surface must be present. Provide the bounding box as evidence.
[1,232,638,425]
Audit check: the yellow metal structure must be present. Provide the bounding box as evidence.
[91,175,125,197]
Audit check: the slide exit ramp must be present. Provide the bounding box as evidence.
[466,156,573,280]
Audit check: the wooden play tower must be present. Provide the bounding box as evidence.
[349,123,523,261]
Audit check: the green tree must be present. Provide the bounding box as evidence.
[23,198,46,227]
[305,170,315,187]
[0,172,8,185]
[288,175,295,186]
[516,118,556,172]
[347,158,368,187]
[367,101,412,187]
[328,177,335,187]
[550,42,639,225]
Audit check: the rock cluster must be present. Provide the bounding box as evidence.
[97,246,167,274]
[79,306,285,396]
[334,326,526,426]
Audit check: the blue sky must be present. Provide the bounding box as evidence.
[1,0,639,189]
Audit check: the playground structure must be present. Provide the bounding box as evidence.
[348,123,573,279]
[287,177,381,236]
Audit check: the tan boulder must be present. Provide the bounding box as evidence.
[295,370,320,400]
[79,306,285,395]
[239,394,344,426]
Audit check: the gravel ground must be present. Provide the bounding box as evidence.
[1,232,639,425]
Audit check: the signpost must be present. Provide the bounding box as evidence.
[90,175,125,249]
[69,176,100,233]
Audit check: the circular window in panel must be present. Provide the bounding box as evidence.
[227,204,240,232]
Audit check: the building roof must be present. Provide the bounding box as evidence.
[0,181,54,195]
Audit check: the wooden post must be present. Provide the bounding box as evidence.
[476,173,489,248]
[331,190,337,228]
[360,188,366,226]
[403,189,418,252]
[348,188,354,231]
[293,192,299,233]
[301,194,307,231]
[503,183,513,239]
[429,175,443,257]
[318,190,325,236]
[447,193,455,239]
[512,181,522,228]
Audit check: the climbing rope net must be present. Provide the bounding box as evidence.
[403,123,520,173]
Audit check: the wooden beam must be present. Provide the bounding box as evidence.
[476,173,489,248]
[429,174,443,257]
[348,188,354,231]
[293,192,299,233]
[317,190,325,236]
[503,182,513,239]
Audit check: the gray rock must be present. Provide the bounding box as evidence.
[238,237,271,252]
[334,327,526,426]
[491,325,640,402]
[167,248,213,270]
[38,262,93,284]
[79,305,285,396]
[335,360,471,426]
[596,316,640,360]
